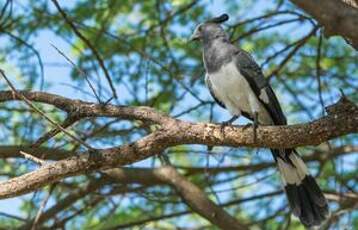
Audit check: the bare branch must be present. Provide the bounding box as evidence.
[0,145,73,160]
[0,70,93,150]
[105,166,248,229]
[31,113,82,148]
[50,43,102,103]
[267,26,318,79]
[0,89,356,200]
[153,166,248,230]
[19,151,46,166]
[31,184,56,230]
[20,179,109,228]
[0,90,170,124]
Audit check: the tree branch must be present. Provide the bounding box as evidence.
[0,90,356,199]
[0,145,73,160]
[106,166,248,230]
[155,166,249,230]
[0,90,169,124]
[290,0,358,49]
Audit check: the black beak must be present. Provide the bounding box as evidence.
[190,34,200,42]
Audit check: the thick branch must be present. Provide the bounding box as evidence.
[175,97,357,149]
[0,91,169,124]
[0,146,73,160]
[0,91,356,199]
[19,178,110,229]
[25,167,246,229]
[290,0,358,49]
[152,166,248,230]
[0,131,170,199]
[105,166,247,230]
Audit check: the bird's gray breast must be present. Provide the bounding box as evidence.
[206,60,273,124]
[206,61,253,116]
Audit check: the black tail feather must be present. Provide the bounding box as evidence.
[284,175,329,227]
[272,149,329,227]
[303,175,328,206]
[298,185,315,226]
[285,184,301,216]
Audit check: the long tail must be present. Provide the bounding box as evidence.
[271,148,329,227]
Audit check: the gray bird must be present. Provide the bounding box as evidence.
[190,14,329,227]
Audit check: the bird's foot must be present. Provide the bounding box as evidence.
[220,115,239,135]
[209,116,238,151]
[253,122,258,143]
[221,115,239,126]
[252,112,258,143]
[242,123,252,129]
[242,112,258,142]
[242,122,258,142]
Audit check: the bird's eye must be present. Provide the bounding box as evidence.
[198,26,202,31]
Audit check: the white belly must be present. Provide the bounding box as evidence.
[207,61,272,124]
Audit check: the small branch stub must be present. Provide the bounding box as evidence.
[19,151,46,166]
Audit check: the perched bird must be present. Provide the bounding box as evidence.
[190,14,329,227]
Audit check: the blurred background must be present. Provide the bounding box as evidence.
[0,0,357,229]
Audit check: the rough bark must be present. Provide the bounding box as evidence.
[0,91,356,199]
[290,0,358,49]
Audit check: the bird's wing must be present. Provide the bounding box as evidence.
[234,49,287,125]
[205,74,226,109]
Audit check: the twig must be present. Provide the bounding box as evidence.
[50,43,102,103]
[19,151,46,166]
[31,113,81,148]
[0,211,25,222]
[156,166,248,229]
[31,184,57,230]
[51,0,117,99]
[230,10,312,28]
[316,31,325,115]
[260,30,317,68]
[0,70,94,150]
[0,90,170,124]
[73,22,207,104]
[144,0,198,34]
[267,26,318,79]
[233,18,302,42]
[108,190,281,229]
[1,31,45,90]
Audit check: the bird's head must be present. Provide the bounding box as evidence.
[190,14,229,42]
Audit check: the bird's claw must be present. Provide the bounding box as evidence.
[253,112,258,143]
[242,123,258,142]
[221,115,239,126]
[219,115,239,136]
[242,123,252,129]
[253,122,258,143]
[242,112,258,142]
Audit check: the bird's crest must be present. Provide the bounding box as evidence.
[206,14,229,24]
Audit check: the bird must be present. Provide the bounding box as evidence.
[190,14,329,227]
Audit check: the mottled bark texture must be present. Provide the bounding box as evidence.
[0,91,356,199]
[290,0,358,49]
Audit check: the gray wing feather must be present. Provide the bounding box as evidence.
[234,49,268,92]
[234,49,287,125]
